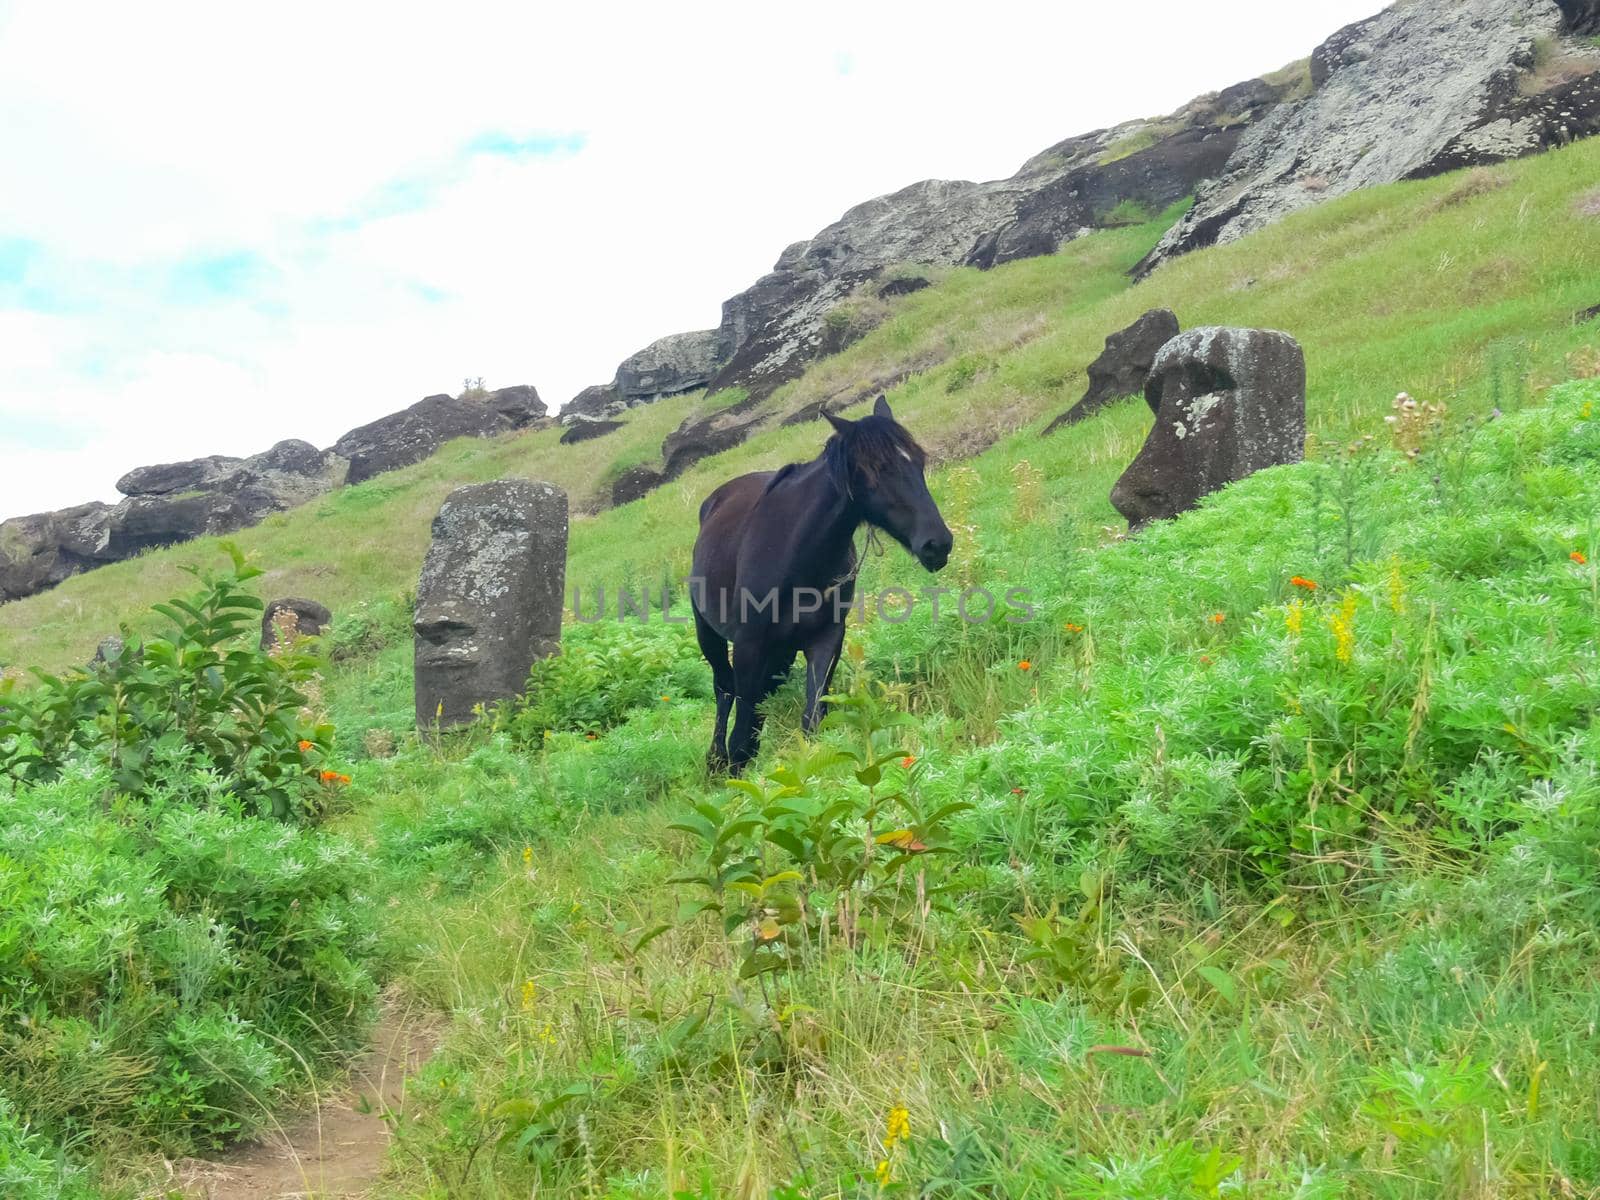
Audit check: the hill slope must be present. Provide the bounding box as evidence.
[4,139,1599,672]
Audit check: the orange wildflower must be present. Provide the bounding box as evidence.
[1018,660,1032,671]
[900,756,917,769]
[1573,550,1589,566]
[1290,576,1318,591]
[1209,612,1226,624]
[298,740,314,752]
[1064,622,1084,633]
[319,770,350,786]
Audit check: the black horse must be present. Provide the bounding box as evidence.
[690,395,952,774]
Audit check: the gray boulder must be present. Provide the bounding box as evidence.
[1045,309,1181,433]
[104,492,249,557]
[486,385,547,428]
[1111,327,1306,530]
[561,384,626,425]
[615,330,726,403]
[413,480,568,729]
[1138,0,1596,275]
[261,597,333,649]
[333,394,518,485]
[0,502,115,602]
[117,455,243,497]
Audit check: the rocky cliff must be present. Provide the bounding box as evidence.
[1137,0,1600,274]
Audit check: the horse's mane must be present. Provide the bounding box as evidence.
[762,411,926,498]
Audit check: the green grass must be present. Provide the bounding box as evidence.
[5,137,1600,1199]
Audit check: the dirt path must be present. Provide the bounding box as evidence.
[170,995,442,1200]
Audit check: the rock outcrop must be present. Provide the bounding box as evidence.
[413,480,568,729]
[561,384,627,424]
[334,390,545,485]
[261,597,333,650]
[1045,309,1181,433]
[1111,327,1306,529]
[0,502,115,603]
[616,330,726,403]
[1138,0,1600,275]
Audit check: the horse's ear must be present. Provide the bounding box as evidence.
[823,409,854,435]
[873,394,893,420]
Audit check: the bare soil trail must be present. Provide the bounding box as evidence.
[170,996,442,1199]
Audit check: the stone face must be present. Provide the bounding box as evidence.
[614,330,726,403]
[261,597,334,649]
[413,480,568,729]
[333,394,517,485]
[611,465,666,508]
[559,419,624,445]
[1045,309,1181,433]
[1111,327,1306,530]
[1139,0,1596,275]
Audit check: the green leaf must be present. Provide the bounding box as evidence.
[1196,965,1238,1006]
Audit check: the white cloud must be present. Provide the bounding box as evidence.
[0,0,1384,518]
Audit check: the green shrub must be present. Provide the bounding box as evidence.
[0,774,377,1154]
[0,548,333,820]
[503,619,710,740]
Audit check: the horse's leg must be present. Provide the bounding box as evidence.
[728,637,783,775]
[801,620,847,735]
[694,609,735,773]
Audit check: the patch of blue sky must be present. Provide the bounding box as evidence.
[166,250,271,302]
[312,129,585,235]
[0,411,91,453]
[0,237,40,283]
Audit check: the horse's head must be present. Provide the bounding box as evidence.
[825,396,953,572]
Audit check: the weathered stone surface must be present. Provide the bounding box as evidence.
[1111,327,1306,530]
[615,330,726,402]
[333,394,517,485]
[1139,0,1597,275]
[661,393,768,480]
[486,385,547,428]
[104,492,249,558]
[611,465,666,508]
[117,455,243,497]
[559,418,624,445]
[413,480,568,729]
[561,384,626,425]
[699,81,1291,403]
[0,502,115,602]
[90,636,128,668]
[261,597,333,649]
[1045,309,1181,433]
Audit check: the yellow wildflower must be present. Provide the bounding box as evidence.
[522,845,533,867]
[1285,599,1304,637]
[876,1159,893,1186]
[1328,592,1358,664]
[1386,557,1406,615]
[520,979,537,1011]
[884,1105,911,1149]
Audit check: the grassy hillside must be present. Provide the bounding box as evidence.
[5,141,1600,673]
[3,138,1600,1200]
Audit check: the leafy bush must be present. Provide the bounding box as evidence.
[0,774,377,1155]
[0,1094,95,1200]
[503,619,710,740]
[0,548,332,820]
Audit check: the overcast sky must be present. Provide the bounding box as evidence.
[0,0,1385,520]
